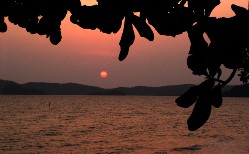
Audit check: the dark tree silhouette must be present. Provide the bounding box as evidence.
[0,0,248,131]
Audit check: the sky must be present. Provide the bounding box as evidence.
[0,0,247,88]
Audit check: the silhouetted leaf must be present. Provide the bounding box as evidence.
[175,86,198,108]
[231,4,249,17]
[244,59,249,73]
[188,0,220,17]
[187,54,208,75]
[210,87,222,108]
[37,17,49,35]
[223,52,243,69]
[72,5,100,30]
[198,79,215,91]
[112,17,123,33]
[0,20,7,32]
[49,30,62,45]
[67,0,81,14]
[187,94,212,131]
[206,44,223,77]
[201,15,247,70]
[25,17,39,34]
[147,6,194,37]
[186,79,217,131]
[97,0,133,9]
[132,14,154,41]
[119,15,135,61]
[187,25,208,54]
[98,10,123,34]
[8,16,19,25]
[205,0,220,16]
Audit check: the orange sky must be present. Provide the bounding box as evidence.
[0,0,247,88]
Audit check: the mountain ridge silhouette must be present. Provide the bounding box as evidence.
[0,79,247,97]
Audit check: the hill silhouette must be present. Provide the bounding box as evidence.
[23,82,104,95]
[0,80,46,95]
[0,79,247,97]
[223,84,249,97]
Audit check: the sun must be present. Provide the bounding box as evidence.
[100,71,108,78]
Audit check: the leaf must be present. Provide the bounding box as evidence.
[26,17,39,34]
[49,30,62,45]
[223,51,243,69]
[175,86,199,108]
[98,11,123,34]
[147,6,194,37]
[67,0,82,14]
[0,21,7,32]
[187,93,212,131]
[187,54,208,75]
[198,79,215,91]
[187,25,208,54]
[37,17,49,35]
[74,5,100,30]
[132,14,154,41]
[205,0,220,16]
[210,87,223,108]
[118,15,135,61]
[188,0,220,17]
[231,4,248,17]
[187,79,216,131]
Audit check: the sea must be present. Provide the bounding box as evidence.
[0,96,248,154]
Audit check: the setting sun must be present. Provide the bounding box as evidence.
[100,71,108,78]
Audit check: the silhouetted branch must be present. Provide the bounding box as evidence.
[220,69,237,88]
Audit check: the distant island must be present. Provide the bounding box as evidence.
[0,79,248,97]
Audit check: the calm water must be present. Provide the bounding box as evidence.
[0,96,248,154]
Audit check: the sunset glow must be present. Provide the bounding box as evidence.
[0,0,247,88]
